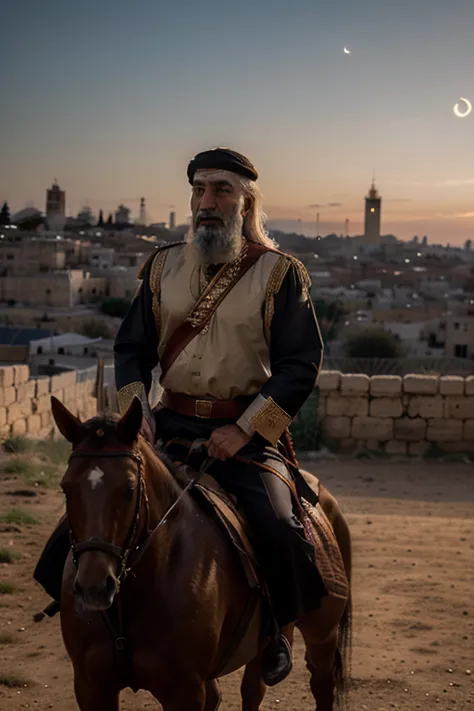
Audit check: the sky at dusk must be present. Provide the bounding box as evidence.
[1,0,474,243]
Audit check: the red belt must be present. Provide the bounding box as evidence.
[161,390,253,419]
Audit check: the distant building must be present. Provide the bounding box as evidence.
[169,211,176,230]
[363,180,382,245]
[46,180,66,228]
[115,204,131,226]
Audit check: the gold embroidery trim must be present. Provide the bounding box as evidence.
[249,396,292,447]
[117,381,147,415]
[149,250,168,334]
[185,242,249,329]
[264,256,291,339]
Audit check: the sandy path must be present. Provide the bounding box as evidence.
[0,459,473,710]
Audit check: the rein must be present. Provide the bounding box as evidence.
[67,443,215,584]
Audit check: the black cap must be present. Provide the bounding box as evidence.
[187,148,258,185]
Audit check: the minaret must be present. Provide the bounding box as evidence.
[363,178,382,245]
[138,198,146,226]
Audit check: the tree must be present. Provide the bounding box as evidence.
[0,201,11,226]
[99,297,131,318]
[97,209,104,228]
[312,298,347,343]
[344,327,403,359]
[105,214,114,228]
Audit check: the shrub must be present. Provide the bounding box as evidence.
[344,327,404,359]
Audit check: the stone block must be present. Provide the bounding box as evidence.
[370,398,403,418]
[0,366,15,388]
[340,374,370,394]
[370,375,403,398]
[11,418,27,436]
[338,438,357,453]
[444,397,474,420]
[13,365,29,386]
[15,382,35,404]
[40,411,53,429]
[408,396,444,419]
[33,395,52,415]
[385,440,408,455]
[63,384,77,403]
[0,407,6,427]
[326,395,368,417]
[317,396,326,420]
[394,417,426,441]
[50,373,66,393]
[408,441,429,457]
[352,416,393,441]
[0,424,11,440]
[439,441,474,453]
[427,418,463,442]
[26,414,42,436]
[403,375,439,395]
[7,402,23,425]
[463,419,474,440]
[0,387,16,408]
[34,377,50,397]
[323,416,351,439]
[366,438,380,450]
[465,376,474,396]
[317,371,341,392]
[439,376,464,396]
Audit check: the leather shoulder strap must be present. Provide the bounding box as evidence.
[160,242,271,380]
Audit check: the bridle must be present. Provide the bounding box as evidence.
[66,442,214,585]
[68,448,146,583]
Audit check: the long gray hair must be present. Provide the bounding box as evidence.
[239,177,278,249]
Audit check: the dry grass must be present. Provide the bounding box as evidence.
[0,672,33,688]
[0,547,21,563]
[0,508,39,526]
[0,582,17,595]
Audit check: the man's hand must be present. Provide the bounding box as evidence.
[140,415,155,445]
[205,425,251,461]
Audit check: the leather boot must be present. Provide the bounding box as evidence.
[261,633,293,686]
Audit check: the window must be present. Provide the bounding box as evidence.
[454,344,468,358]
[454,322,460,330]
[58,347,65,355]
[37,346,43,354]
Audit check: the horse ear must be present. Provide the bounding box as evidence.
[50,396,85,445]
[117,396,143,443]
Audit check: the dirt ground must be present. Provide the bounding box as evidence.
[0,457,473,710]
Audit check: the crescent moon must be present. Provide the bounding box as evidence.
[344,47,351,54]
[453,97,472,118]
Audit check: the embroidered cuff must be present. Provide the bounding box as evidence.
[237,394,292,447]
[117,381,149,415]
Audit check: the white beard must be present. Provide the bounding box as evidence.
[186,207,244,266]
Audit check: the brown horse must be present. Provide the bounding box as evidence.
[51,395,352,711]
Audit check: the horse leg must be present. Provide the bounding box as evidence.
[303,633,339,711]
[204,679,222,711]
[241,625,294,711]
[299,600,346,711]
[73,670,119,711]
[161,682,206,711]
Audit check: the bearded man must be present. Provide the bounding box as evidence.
[113,148,326,685]
[34,148,326,687]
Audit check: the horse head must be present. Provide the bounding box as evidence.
[51,396,145,612]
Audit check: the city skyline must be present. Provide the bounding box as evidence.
[1,0,474,243]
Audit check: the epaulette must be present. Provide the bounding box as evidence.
[280,252,312,291]
[136,241,184,279]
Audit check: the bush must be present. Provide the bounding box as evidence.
[344,327,404,359]
[290,391,322,451]
[80,319,113,339]
[99,297,131,318]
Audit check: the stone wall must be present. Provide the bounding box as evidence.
[318,372,474,455]
[0,365,97,441]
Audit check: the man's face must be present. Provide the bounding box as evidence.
[187,170,246,265]
[191,172,242,230]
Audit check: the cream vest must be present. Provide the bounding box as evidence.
[150,244,289,400]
